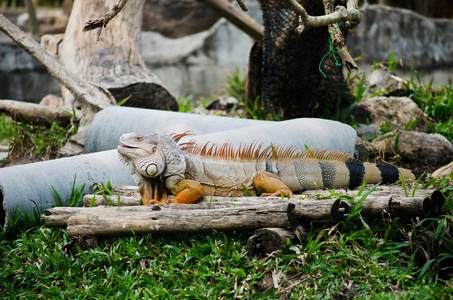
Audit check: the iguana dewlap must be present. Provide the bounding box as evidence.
[117,132,424,205]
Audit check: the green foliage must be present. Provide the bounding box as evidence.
[347,52,453,144]
[91,180,121,206]
[405,67,453,142]
[0,113,17,141]
[1,175,86,239]
[373,51,402,73]
[0,113,78,161]
[51,174,85,208]
[0,205,44,240]
[226,68,246,103]
[227,69,281,121]
[176,95,211,113]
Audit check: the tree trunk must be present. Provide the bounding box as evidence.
[258,0,355,119]
[58,0,177,111]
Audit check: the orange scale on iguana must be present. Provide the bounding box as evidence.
[117,132,425,205]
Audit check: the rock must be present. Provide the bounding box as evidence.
[205,96,239,111]
[39,94,64,108]
[354,136,370,162]
[354,96,433,132]
[365,68,408,97]
[370,130,453,167]
[432,162,453,179]
[356,124,381,139]
[190,96,247,118]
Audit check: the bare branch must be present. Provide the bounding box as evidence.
[322,0,358,71]
[82,0,129,32]
[199,0,263,41]
[285,0,362,33]
[236,0,248,12]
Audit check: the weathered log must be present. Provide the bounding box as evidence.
[95,184,446,217]
[65,203,295,237]
[389,196,433,218]
[49,197,346,228]
[43,206,153,228]
[0,100,81,127]
[345,195,394,218]
[247,228,298,258]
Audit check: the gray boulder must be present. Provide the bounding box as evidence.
[370,130,453,167]
[354,96,433,132]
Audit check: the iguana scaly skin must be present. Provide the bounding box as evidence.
[118,132,424,205]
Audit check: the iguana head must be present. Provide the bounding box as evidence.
[118,133,166,178]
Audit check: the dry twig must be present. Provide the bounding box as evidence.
[82,0,129,38]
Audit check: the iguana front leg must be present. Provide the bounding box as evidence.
[166,176,204,204]
[138,178,168,205]
[253,171,293,198]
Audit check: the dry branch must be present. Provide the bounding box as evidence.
[82,0,129,35]
[43,184,445,238]
[322,0,358,71]
[285,0,362,32]
[0,100,81,127]
[198,0,264,40]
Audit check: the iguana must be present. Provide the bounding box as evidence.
[118,132,425,205]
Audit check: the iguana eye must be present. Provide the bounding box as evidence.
[152,147,157,153]
[136,137,142,141]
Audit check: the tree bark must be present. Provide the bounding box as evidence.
[58,0,177,111]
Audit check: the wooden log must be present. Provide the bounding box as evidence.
[65,203,294,237]
[0,100,81,127]
[291,199,348,224]
[344,195,394,218]
[47,198,345,228]
[247,228,298,258]
[431,190,446,216]
[389,197,433,218]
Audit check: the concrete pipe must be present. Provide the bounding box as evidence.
[85,106,270,153]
